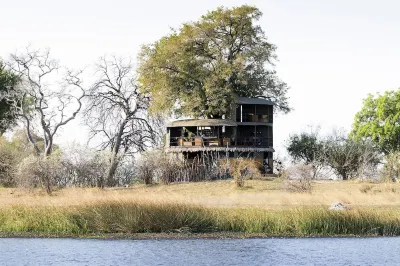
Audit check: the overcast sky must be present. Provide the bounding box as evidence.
[1,0,399,156]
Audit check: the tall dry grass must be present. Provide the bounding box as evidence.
[1,201,400,236]
[2,180,400,209]
[2,179,400,237]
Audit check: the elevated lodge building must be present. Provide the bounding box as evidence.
[165,97,274,173]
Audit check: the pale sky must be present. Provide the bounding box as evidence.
[1,0,400,156]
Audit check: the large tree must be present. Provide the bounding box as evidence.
[138,5,290,118]
[0,62,20,134]
[351,89,400,154]
[324,131,380,180]
[85,56,159,187]
[4,48,85,157]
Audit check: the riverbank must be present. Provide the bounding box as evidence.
[0,231,389,240]
[1,200,400,238]
[1,180,400,238]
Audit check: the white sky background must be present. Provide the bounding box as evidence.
[1,0,399,156]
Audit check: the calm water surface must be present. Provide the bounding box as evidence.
[0,237,399,266]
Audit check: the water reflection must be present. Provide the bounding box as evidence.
[0,237,398,266]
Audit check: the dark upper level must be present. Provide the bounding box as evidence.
[235,97,273,124]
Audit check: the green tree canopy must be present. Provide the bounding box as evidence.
[0,61,20,134]
[287,131,323,165]
[287,129,381,180]
[138,5,290,118]
[286,130,325,178]
[351,89,400,154]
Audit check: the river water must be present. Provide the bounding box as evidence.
[0,237,398,265]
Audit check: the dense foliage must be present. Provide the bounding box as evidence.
[351,89,400,154]
[286,130,381,180]
[0,62,20,134]
[138,5,290,118]
[324,134,380,180]
[286,130,325,178]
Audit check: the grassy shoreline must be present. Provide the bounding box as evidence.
[1,232,393,240]
[2,180,400,238]
[1,201,400,238]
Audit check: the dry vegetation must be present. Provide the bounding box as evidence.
[2,179,400,209]
[2,180,400,237]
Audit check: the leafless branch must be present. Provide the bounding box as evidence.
[85,55,163,186]
[5,47,86,157]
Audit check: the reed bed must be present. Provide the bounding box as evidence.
[1,201,400,237]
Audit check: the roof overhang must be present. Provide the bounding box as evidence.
[236,97,275,105]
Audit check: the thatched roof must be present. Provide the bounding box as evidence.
[167,119,237,128]
[237,97,274,105]
[165,147,274,153]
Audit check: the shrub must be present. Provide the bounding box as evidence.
[380,151,400,182]
[114,159,136,186]
[0,136,32,187]
[135,152,157,184]
[61,146,110,187]
[360,184,374,193]
[0,139,19,187]
[134,150,175,184]
[135,150,229,185]
[15,153,64,194]
[284,164,313,193]
[220,158,261,187]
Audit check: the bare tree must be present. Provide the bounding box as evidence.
[324,130,380,180]
[4,47,85,157]
[85,56,159,187]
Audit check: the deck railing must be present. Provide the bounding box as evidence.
[241,113,273,123]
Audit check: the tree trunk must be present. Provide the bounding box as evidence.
[105,119,128,187]
[44,176,52,195]
[342,172,349,180]
[24,118,40,156]
[44,137,53,157]
[106,153,120,187]
[39,158,53,195]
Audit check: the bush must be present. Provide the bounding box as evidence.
[360,184,374,193]
[135,150,230,185]
[284,164,313,193]
[0,140,19,187]
[380,151,400,182]
[135,151,262,186]
[15,155,62,194]
[134,150,175,184]
[135,152,158,184]
[61,145,110,187]
[114,159,136,186]
[220,158,261,187]
[15,145,118,191]
[0,136,31,187]
[15,153,64,194]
